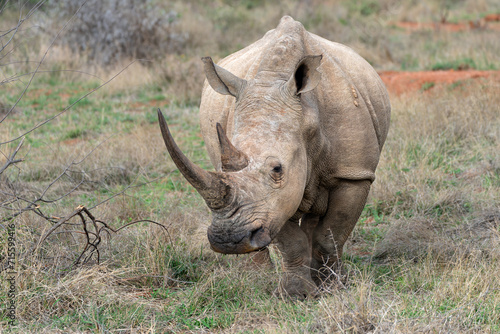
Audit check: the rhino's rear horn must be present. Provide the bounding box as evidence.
[216,123,248,172]
[158,109,231,210]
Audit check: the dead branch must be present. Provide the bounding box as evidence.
[0,1,46,55]
[0,137,25,176]
[0,59,142,144]
[0,0,83,124]
[26,205,172,269]
[0,0,175,278]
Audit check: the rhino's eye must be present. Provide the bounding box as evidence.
[266,157,284,185]
[272,164,282,174]
[270,164,284,184]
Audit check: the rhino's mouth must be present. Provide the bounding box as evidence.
[207,222,272,254]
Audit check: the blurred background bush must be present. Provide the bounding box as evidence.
[48,0,186,65]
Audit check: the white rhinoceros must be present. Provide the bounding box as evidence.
[158,16,390,298]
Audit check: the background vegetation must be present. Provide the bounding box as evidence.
[1,0,499,332]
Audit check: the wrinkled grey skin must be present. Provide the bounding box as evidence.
[158,16,390,298]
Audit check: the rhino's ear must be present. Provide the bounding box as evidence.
[202,57,246,98]
[286,55,322,95]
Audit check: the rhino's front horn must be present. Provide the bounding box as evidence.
[216,123,248,172]
[158,109,231,210]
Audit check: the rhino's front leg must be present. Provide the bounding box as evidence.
[311,179,371,286]
[275,220,317,299]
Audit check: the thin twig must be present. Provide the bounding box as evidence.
[22,205,172,269]
[0,0,75,123]
[0,69,104,85]
[0,137,25,175]
[1,59,143,143]
[0,1,46,54]
[32,205,86,254]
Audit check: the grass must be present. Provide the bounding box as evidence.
[1,0,500,332]
[420,81,435,91]
[431,57,498,71]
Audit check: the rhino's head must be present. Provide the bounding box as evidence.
[158,55,322,254]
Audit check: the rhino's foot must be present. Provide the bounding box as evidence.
[276,270,318,300]
[311,261,348,290]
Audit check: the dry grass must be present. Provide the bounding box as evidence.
[3,87,500,331]
[1,0,500,332]
[366,80,500,260]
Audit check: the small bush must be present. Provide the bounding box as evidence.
[346,0,381,17]
[421,81,435,91]
[50,0,187,65]
[431,57,477,71]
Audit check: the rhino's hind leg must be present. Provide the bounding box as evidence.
[275,220,317,299]
[311,179,371,287]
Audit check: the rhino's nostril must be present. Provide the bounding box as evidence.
[250,226,264,239]
[249,226,271,249]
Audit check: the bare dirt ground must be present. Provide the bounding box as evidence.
[379,70,500,95]
[392,14,500,32]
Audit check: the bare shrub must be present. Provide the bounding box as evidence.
[0,0,176,278]
[49,0,186,65]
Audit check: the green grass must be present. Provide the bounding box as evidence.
[421,81,435,91]
[431,57,498,71]
[431,57,477,71]
[31,74,495,332]
[1,0,500,332]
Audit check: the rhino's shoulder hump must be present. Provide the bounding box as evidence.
[274,15,307,37]
[218,16,308,78]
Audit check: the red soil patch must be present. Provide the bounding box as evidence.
[393,17,500,32]
[59,92,71,100]
[378,70,500,95]
[484,14,500,22]
[62,138,83,146]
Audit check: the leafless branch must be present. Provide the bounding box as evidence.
[0,0,83,124]
[0,137,25,175]
[0,1,47,55]
[0,69,104,85]
[1,59,144,144]
[29,205,171,269]
[0,0,177,280]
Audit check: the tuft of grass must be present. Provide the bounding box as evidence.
[431,57,498,71]
[431,57,477,71]
[63,128,87,140]
[421,81,435,91]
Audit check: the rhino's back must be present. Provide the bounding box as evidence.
[200,16,390,178]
